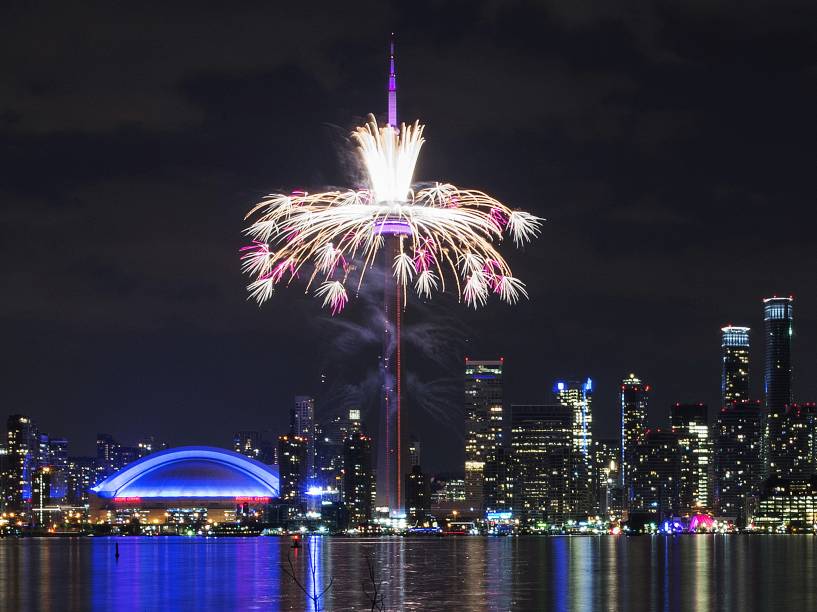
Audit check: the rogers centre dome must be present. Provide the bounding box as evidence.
[89,446,279,524]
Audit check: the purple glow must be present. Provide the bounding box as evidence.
[374,219,412,236]
[688,514,714,532]
[388,36,397,127]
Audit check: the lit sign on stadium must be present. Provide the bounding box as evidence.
[234,496,271,503]
[113,497,142,503]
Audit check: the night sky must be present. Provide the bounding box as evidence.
[4,2,817,472]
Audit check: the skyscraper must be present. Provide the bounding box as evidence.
[631,429,682,518]
[344,430,374,527]
[464,358,504,512]
[555,378,594,516]
[764,296,794,476]
[510,404,573,527]
[714,400,765,526]
[5,415,37,512]
[671,403,712,513]
[278,434,307,509]
[722,326,750,407]
[405,465,430,524]
[780,403,817,478]
[292,396,316,485]
[620,373,649,505]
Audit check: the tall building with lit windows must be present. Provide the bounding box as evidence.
[510,404,572,527]
[292,396,316,484]
[714,400,765,526]
[671,403,712,513]
[464,359,503,511]
[5,415,38,512]
[780,403,817,478]
[343,430,374,527]
[620,374,649,506]
[555,378,594,517]
[722,326,750,407]
[764,296,794,476]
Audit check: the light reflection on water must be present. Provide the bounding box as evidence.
[0,535,816,611]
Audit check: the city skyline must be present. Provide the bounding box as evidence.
[5,4,817,476]
[2,293,810,475]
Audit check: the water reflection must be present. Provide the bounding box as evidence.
[2,536,817,610]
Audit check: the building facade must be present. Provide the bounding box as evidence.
[510,404,572,527]
[555,379,594,517]
[631,429,682,518]
[764,296,794,477]
[464,359,503,512]
[621,374,649,507]
[722,326,750,407]
[343,431,374,527]
[714,400,765,526]
[671,403,712,513]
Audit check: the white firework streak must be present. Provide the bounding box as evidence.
[315,281,348,315]
[494,275,528,304]
[414,269,439,300]
[242,115,543,314]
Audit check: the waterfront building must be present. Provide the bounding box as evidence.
[595,438,622,519]
[66,456,97,507]
[754,475,817,530]
[483,444,514,513]
[779,403,817,477]
[464,359,504,512]
[764,296,794,476]
[631,429,682,518]
[278,434,307,508]
[96,433,119,480]
[714,400,765,526]
[510,404,572,527]
[89,446,279,526]
[5,415,38,512]
[292,396,316,484]
[722,326,750,407]
[555,378,594,517]
[671,403,712,513]
[343,430,374,527]
[621,374,649,506]
[405,465,430,524]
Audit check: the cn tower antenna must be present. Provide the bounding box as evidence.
[388,34,397,127]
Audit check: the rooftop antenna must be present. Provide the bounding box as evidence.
[387,33,397,127]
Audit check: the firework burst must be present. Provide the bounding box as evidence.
[242,115,542,314]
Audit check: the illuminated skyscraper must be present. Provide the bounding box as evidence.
[555,378,594,516]
[595,438,622,519]
[780,403,817,478]
[344,430,374,527]
[510,404,572,527]
[278,434,307,509]
[722,326,750,407]
[631,429,682,518]
[714,400,765,526]
[405,465,430,524]
[5,415,37,512]
[292,396,316,484]
[464,359,504,511]
[620,373,649,505]
[764,296,794,476]
[671,403,712,513]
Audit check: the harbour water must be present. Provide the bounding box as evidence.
[1,535,815,611]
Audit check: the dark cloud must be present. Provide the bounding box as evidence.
[2,1,817,472]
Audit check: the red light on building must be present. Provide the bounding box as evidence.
[234,496,271,503]
[113,497,141,503]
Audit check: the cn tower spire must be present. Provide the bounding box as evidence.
[388,34,397,127]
